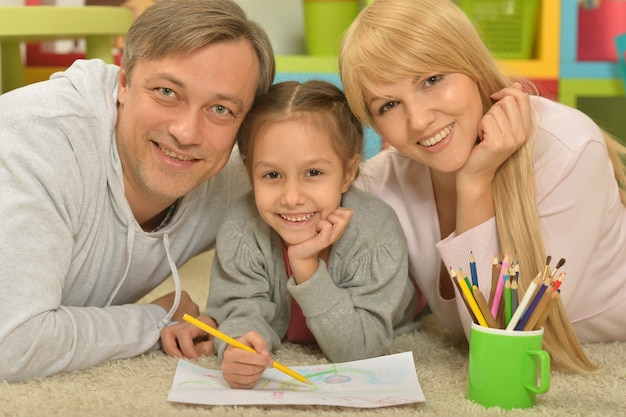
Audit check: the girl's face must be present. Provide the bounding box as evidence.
[249,119,352,246]
[365,73,483,173]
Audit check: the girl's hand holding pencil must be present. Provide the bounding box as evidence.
[182,314,314,388]
[451,254,566,332]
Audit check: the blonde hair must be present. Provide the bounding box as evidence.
[340,0,626,373]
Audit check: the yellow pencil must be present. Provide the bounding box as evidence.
[183,314,314,386]
[472,285,498,328]
[457,277,488,327]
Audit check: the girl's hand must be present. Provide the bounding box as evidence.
[287,207,353,283]
[159,315,216,359]
[221,331,273,389]
[460,83,532,183]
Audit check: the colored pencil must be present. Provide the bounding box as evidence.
[506,273,542,331]
[515,282,549,331]
[469,252,478,287]
[457,277,488,327]
[534,290,560,329]
[510,276,519,316]
[450,268,478,324]
[522,285,554,331]
[552,272,566,292]
[504,278,512,327]
[491,254,510,318]
[472,285,498,328]
[489,256,500,305]
[182,314,314,385]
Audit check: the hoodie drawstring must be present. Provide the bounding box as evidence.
[158,232,181,329]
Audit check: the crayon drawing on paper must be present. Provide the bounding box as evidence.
[167,351,425,408]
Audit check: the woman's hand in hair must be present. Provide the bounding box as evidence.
[454,83,532,234]
[461,83,532,183]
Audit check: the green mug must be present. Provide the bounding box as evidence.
[467,323,550,410]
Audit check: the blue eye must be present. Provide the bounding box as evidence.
[214,105,229,115]
[160,87,175,97]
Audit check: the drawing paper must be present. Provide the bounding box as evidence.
[167,351,425,408]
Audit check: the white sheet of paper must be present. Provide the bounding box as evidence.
[167,351,425,408]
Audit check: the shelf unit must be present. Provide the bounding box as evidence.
[558,0,626,142]
[274,0,562,155]
[276,0,560,79]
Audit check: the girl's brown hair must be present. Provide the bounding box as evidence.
[237,80,363,181]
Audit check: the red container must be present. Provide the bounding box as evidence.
[577,1,626,62]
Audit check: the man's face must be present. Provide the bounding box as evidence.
[115,39,259,210]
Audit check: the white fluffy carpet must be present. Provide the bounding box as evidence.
[1,251,624,417]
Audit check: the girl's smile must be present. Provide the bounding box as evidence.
[250,119,348,246]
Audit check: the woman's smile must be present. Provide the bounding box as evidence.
[418,122,455,147]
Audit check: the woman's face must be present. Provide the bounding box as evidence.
[365,73,483,174]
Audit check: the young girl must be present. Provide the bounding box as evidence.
[339,0,626,373]
[160,80,421,388]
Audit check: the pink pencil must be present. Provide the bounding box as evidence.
[490,254,510,318]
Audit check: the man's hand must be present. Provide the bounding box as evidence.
[151,290,199,321]
[160,315,217,359]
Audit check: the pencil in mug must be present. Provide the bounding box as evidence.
[531,273,565,330]
[469,252,479,288]
[515,281,549,331]
[182,314,314,386]
[510,275,519,316]
[534,290,560,330]
[488,256,500,306]
[504,278,512,327]
[472,285,498,328]
[506,273,542,331]
[490,254,510,318]
[456,276,488,327]
[450,268,478,325]
[522,285,554,331]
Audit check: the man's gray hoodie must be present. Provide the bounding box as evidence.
[0,60,249,382]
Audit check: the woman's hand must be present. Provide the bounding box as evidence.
[454,83,532,234]
[221,331,273,389]
[461,82,532,182]
[159,315,216,359]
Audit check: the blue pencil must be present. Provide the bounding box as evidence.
[515,283,548,331]
[469,252,478,288]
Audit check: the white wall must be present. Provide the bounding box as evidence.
[235,0,306,55]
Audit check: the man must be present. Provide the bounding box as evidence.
[0,0,274,382]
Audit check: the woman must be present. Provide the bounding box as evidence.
[340,0,626,373]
